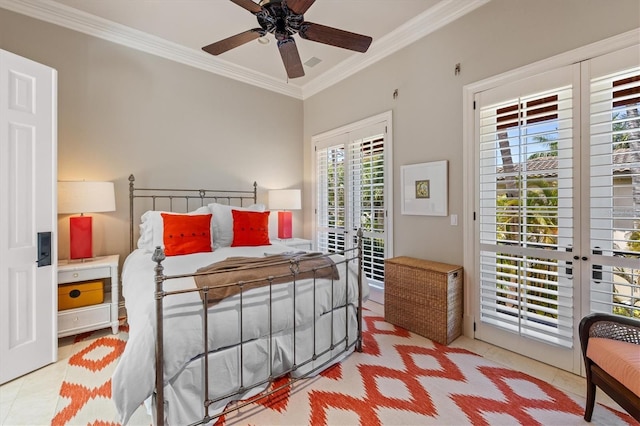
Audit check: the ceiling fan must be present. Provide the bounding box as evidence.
[202,0,373,79]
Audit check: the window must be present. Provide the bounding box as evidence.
[313,112,392,303]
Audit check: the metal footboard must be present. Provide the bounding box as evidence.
[151,233,364,425]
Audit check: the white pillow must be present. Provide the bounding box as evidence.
[208,202,265,249]
[137,206,211,252]
[137,222,153,251]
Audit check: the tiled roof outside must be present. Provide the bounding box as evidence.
[496,148,638,177]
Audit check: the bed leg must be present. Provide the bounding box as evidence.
[153,247,166,425]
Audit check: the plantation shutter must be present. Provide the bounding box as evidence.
[316,134,348,253]
[314,120,388,290]
[477,65,576,347]
[588,46,640,315]
[347,124,386,284]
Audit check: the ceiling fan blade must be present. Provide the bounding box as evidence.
[230,0,263,14]
[285,0,315,15]
[299,22,372,53]
[278,38,304,78]
[202,29,264,55]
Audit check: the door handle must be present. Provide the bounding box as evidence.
[592,247,602,283]
[565,246,573,276]
[37,232,52,267]
[565,248,602,283]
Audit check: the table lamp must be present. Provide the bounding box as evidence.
[269,189,301,239]
[58,181,116,259]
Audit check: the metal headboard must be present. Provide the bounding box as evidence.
[128,174,258,252]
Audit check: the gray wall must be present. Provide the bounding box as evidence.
[0,8,303,264]
[302,0,640,266]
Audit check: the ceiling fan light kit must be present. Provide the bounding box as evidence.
[202,0,373,79]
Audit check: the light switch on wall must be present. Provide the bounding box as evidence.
[450,214,458,226]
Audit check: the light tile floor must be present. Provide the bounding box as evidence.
[1,334,77,425]
[0,301,625,425]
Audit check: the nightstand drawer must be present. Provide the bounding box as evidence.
[58,304,111,334]
[58,265,111,284]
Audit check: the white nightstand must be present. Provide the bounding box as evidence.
[57,255,119,338]
[273,238,312,250]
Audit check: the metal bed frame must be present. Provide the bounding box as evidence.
[127,175,364,425]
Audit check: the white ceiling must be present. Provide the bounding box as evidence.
[1,0,489,98]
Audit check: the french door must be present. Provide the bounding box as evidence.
[587,47,640,323]
[473,45,639,373]
[313,112,393,304]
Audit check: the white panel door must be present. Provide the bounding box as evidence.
[0,49,57,384]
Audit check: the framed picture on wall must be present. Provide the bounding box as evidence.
[401,160,448,216]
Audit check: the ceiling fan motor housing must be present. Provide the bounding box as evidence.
[257,0,304,40]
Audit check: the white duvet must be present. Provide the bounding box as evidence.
[112,244,366,425]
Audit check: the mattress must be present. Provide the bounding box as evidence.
[112,243,366,424]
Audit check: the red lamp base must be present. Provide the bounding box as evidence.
[277,211,292,239]
[70,215,92,259]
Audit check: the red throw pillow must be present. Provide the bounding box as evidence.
[231,210,271,247]
[161,213,213,256]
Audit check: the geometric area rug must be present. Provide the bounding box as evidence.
[51,325,130,426]
[52,312,638,426]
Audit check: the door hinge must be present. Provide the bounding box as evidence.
[473,211,476,221]
[473,321,476,332]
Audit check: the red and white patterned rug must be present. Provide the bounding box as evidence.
[52,325,128,426]
[52,312,637,426]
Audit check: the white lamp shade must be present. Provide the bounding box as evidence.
[268,189,301,210]
[58,181,116,214]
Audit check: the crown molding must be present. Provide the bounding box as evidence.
[0,0,489,100]
[0,0,304,99]
[301,0,490,99]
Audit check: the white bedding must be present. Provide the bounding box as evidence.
[112,243,366,425]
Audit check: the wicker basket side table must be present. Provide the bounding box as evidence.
[384,256,463,345]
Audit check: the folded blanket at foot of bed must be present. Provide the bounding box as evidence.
[194,252,340,306]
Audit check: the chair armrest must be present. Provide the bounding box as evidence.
[579,313,640,360]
